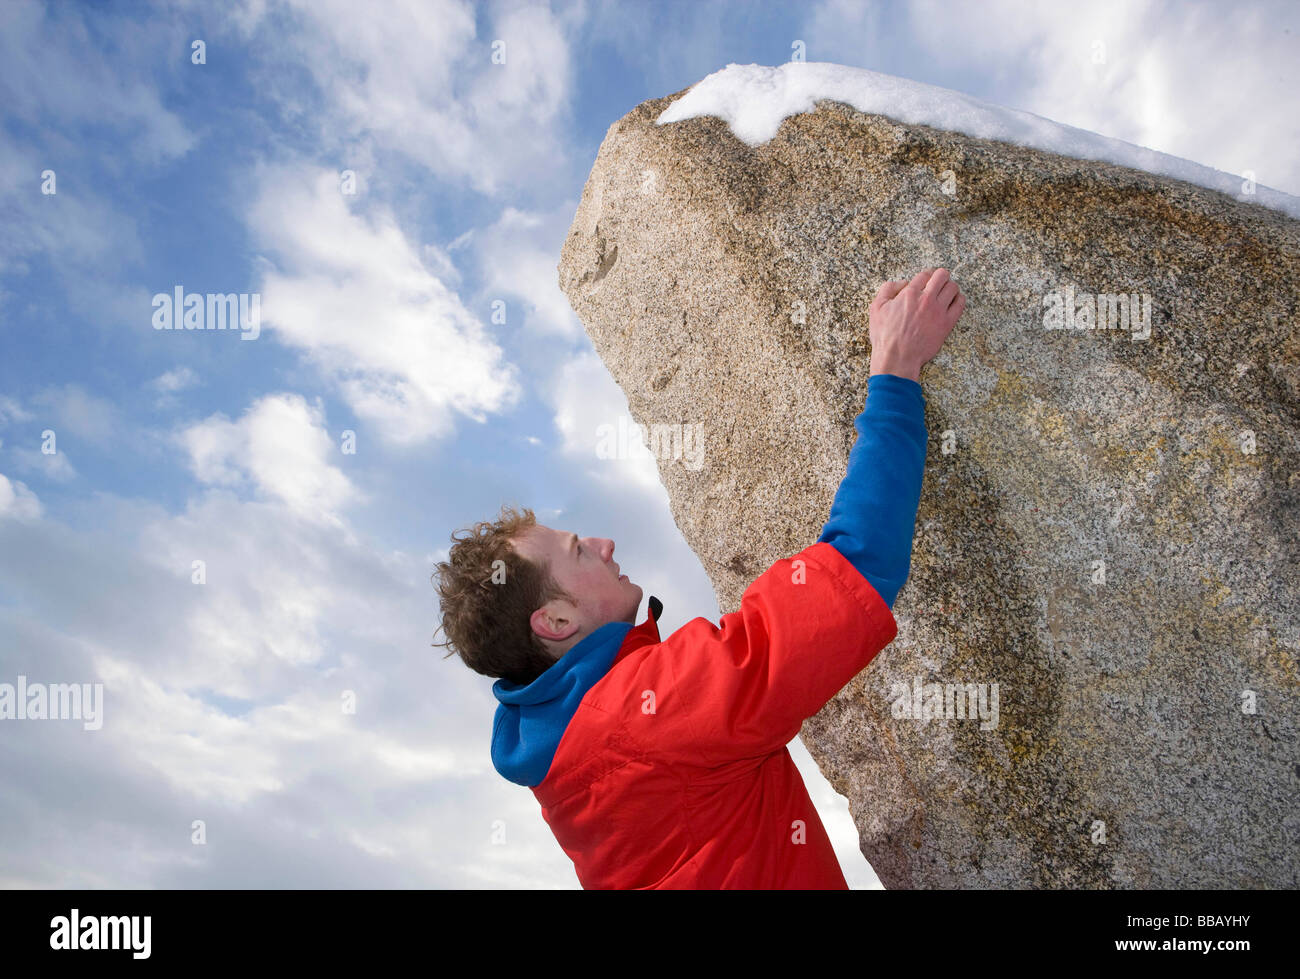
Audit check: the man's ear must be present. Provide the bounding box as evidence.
[529,601,578,644]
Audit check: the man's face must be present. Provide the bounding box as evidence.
[509,523,643,659]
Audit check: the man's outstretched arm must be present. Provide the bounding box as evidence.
[646,270,964,767]
[817,268,965,608]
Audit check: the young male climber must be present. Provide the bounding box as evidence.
[433,267,965,888]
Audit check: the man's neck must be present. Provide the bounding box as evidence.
[545,616,628,662]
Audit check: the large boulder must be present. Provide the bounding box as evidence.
[557,65,1300,888]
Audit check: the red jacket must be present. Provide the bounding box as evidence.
[492,539,898,888]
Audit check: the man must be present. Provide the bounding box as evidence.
[434,267,964,888]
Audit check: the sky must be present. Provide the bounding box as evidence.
[1,0,1296,889]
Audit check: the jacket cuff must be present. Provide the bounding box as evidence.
[865,372,925,415]
[800,541,899,649]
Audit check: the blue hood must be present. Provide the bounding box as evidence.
[491,620,634,787]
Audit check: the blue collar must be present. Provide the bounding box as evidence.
[491,621,633,786]
[490,597,662,787]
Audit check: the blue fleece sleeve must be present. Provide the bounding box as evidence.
[816,373,928,608]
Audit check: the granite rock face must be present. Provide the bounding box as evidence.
[557,83,1300,887]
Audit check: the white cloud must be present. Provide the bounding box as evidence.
[91,652,469,804]
[30,385,122,442]
[248,166,521,444]
[0,473,41,519]
[0,137,145,292]
[152,367,199,393]
[460,205,584,337]
[9,446,77,483]
[244,0,577,196]
[150,367,201,410]
[899,0,1300,195]
[548,351,662,490]
[0,2,180,306]
[0,1,194,166]
[179,393,358,522]
[0,396,32,426]
[0,475,571,887]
